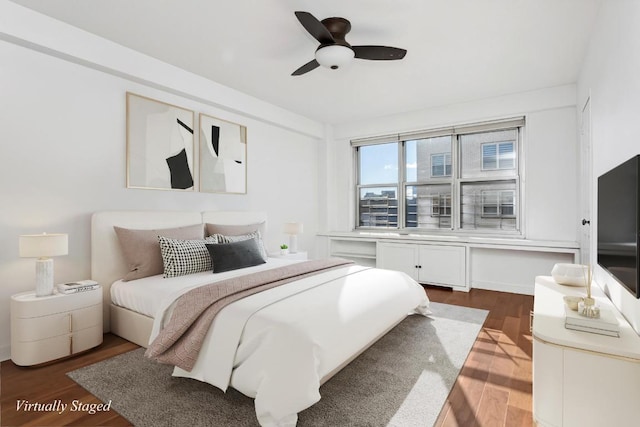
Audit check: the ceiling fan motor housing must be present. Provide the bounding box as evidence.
[315,45,355,70]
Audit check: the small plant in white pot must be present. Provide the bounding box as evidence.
[280,244,289,255]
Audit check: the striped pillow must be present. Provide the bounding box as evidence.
[211,231,268,261]
[158,235,218,278]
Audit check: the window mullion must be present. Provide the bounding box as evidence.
[453,134,460,231]
[354,147,360,230]
[398,141,405,229]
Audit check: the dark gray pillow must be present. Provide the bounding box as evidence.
[206,238,266,273]
[210,231,268,261]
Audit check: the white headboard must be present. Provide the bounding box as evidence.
[91,210,267,331]
[201,211,267,239]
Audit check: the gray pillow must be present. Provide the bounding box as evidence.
[114,224,204,281]
[206,238,266,273]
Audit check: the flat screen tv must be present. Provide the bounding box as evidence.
[597,155,640,298]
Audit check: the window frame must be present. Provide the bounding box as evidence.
[352,117,525,236]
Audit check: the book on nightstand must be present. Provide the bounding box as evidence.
[56,280,100,294]
[564,305,620,337]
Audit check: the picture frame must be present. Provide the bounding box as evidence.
[199,112,247,194]
[126,92,195,191]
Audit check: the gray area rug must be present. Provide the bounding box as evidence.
[68,302,487,427]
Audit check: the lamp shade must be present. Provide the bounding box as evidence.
[283,223,304,235]
[19,233,68,258]
[315,45,354,70]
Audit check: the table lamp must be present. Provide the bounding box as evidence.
[283,223,303,254]
[19,233,68,297]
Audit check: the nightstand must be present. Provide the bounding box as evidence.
[10,287,103,366]
[271,251,308,260]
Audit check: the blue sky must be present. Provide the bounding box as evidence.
[360,142,417,184]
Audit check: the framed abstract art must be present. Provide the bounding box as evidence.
[126,93,195,191]
[199,113,247,194]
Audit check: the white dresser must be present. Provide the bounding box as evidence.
[10,288,103,366]
[532,276,640,426]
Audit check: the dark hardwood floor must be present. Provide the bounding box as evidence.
[1,287,533,427]
[1,334,138,427]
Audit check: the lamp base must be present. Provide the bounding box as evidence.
[289,234,298,254]
[35,258,54,297]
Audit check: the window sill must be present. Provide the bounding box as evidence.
[318,230,580,251]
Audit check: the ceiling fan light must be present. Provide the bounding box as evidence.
[315,45,355,70]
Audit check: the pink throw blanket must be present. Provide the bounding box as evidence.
[145,258,353,371]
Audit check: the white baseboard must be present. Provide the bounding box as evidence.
[472,280,534,296]
[0,344,10,362]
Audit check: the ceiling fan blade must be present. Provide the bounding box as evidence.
[295,11,335,44]
[352,45,407,61]
[292,59,320,76]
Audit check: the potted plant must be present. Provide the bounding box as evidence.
[280,244,289,255]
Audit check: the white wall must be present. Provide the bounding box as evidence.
[0,4,324,361]
[578,0,640,333]
[325,84,580,242]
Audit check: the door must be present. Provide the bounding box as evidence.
[417,244,466,288]
[579,97,592,265]
[377,243,418,280]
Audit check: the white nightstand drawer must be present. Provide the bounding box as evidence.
[72,325,103,353]
[11,289,101,318]
[10,325,103,366]
[11,333,72,366]
[12,303,102,342]
[11,325,102,366]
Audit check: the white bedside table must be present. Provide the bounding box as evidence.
[10,287,103,366]
[271,251,308,261]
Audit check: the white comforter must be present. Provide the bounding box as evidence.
[149,263,430,427]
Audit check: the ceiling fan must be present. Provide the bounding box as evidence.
[292,11,407,76]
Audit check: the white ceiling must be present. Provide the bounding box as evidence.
[10,0,601,125]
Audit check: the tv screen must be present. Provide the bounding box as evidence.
[597,155,640,298]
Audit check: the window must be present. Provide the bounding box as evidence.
[403,136,453,230]
[431,153,452,177]
[482,142,515,170]
[500,190,515,216]
[406,184,452,229]
[460,182,517,230]
[481,190,515,218]
[356,143,398,228]
[354,118,523,234]
[432,193,452,217]
[359,188,398,227]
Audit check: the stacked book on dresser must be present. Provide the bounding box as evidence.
[56,280,100,294]
[564,305,621,337]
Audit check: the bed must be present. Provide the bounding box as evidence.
[91,210,430,427]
